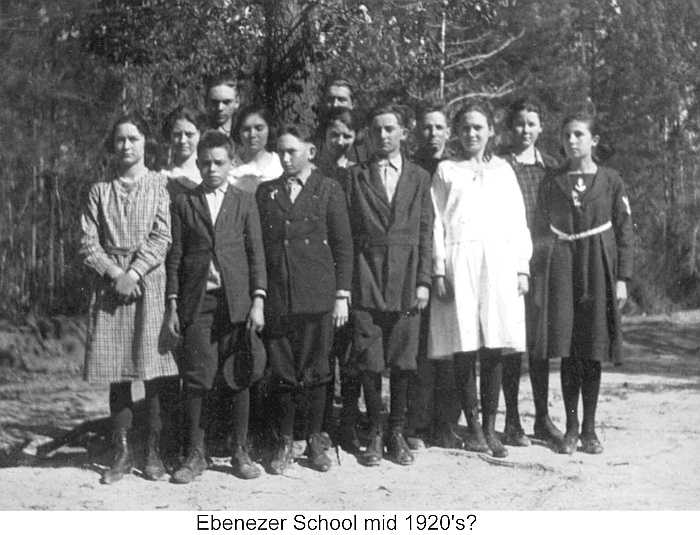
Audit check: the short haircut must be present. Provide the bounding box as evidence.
[204,73,238,94]
[197,129,235,159]
[415,101,448,125]
[367,103,406,128]
[324,78,354,97]
[161,105,206,140]
[319,107,361,135]
[104,112,152,154]
[277,123,314,144]
[231,103,277,151]
[506,96,545,129]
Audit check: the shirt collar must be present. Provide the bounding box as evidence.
[203,181,228,195]
[376,152,402,171]
[286,167,313,186]
[513,147,545,166]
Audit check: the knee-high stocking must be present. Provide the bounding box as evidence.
[502,353,522,428]
[388,369,411,433]
[581,360,601,436]
[361,371,383,435]
[109,382,133,432]
[560,357,582,435]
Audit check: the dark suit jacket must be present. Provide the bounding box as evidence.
[345,157,434,312]
[166,184,267,326]
[256,170,353,317]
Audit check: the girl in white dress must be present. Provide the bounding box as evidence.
[229,104,283,193]
[430,100,531,458]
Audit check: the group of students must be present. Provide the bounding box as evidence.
[79,75,633,485]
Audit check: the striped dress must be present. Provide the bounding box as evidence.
[80,170,178,383]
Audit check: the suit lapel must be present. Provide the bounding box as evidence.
[191,186,214,235]
[214,186,238,233]
[390,157,416,222]
[358,163,391,228]
[270,178,293,213]
[290,170,320,212]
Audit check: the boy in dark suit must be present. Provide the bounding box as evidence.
[345,104,434,466]
[165,130,267,483]
[256,125,353,475]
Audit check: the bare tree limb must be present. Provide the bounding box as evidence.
[445,80,516,109]
[445,29,523,70]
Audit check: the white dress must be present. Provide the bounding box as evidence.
[228,152,283,193]
[429,157,532,359]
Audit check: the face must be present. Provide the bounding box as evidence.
[369,113,406,158]
[170,118,200,162]
[561,120,598,160]
[325,85,353,110]
[113,122,145,168]
[239,112,270,154]
[277,133,315,177]
[325,120,356,158]
[418,111,450,156]
[197,147,232,189]
[456,110,493,157]
[206,84,239,127]
[511,110,542,150]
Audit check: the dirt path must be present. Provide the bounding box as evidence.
[1,317,699,510]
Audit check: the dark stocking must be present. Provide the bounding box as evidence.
[307,385,327,435]
[230,388,250,448]
[581,360,602,436]
[560,357,582,435]
[340,374,361,428]
[453,352,479,416]
[388,369,411,432]
[479,350,503,424]
[276,391,296,439]
[183,387,206,450]
[529,356,551,420]
[361,371,383,434]
[502,353,522,428]
[109,382,133,431]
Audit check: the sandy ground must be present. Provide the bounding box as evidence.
[0,315,699,510]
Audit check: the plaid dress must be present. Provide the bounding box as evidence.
[80,170,178,383]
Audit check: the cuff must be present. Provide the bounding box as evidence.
[252,289,267,299]
[127,269,141,283]
[433,259,446,277]
[335,290,351,298]
[105,264,124,280]
[166,294,178,301]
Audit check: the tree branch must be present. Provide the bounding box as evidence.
[445,81,516,109]
[444,29,523,70]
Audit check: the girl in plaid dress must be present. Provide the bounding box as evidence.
[499,98,565,451]
[80,114,178,484]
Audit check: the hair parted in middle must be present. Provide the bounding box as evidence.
[453,98,496,161]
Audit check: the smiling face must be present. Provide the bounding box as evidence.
[325,119,356,159]
[113,122,146,169]
[170,118,200,163]
[418,111,450,157]
[561,119,598,161]
[197,146,232,189]
[277,133,315,177]
[456,110,493,159]
[206,84,239,129]
[369,113,406,159]
[239,112,270,155]
[511,110,542,151]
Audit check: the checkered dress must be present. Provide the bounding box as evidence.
[80,171,178,384]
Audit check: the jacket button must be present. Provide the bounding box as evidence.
[285,220,290,225]
[284,239,289,246]
[304,238,309,245]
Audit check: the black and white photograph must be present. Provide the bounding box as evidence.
[0,0,699,525]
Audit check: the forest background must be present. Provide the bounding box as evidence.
[1,0,699,322]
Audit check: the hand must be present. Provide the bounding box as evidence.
[414,285,430,310]
[166,304,180,338]
[246,297,265,333]
[332,298,349,328]
[434,276,452,301]
[113,272,139,300]
[616,280,628,310]
[517,274,529,296]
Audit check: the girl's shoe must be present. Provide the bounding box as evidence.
[580,433,603,454]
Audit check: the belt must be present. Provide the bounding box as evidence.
[550,221,612,241]
[103,244,139,256]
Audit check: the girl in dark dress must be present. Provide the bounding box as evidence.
[535,110,633,454]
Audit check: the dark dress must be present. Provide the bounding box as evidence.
[534,166,633,363]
